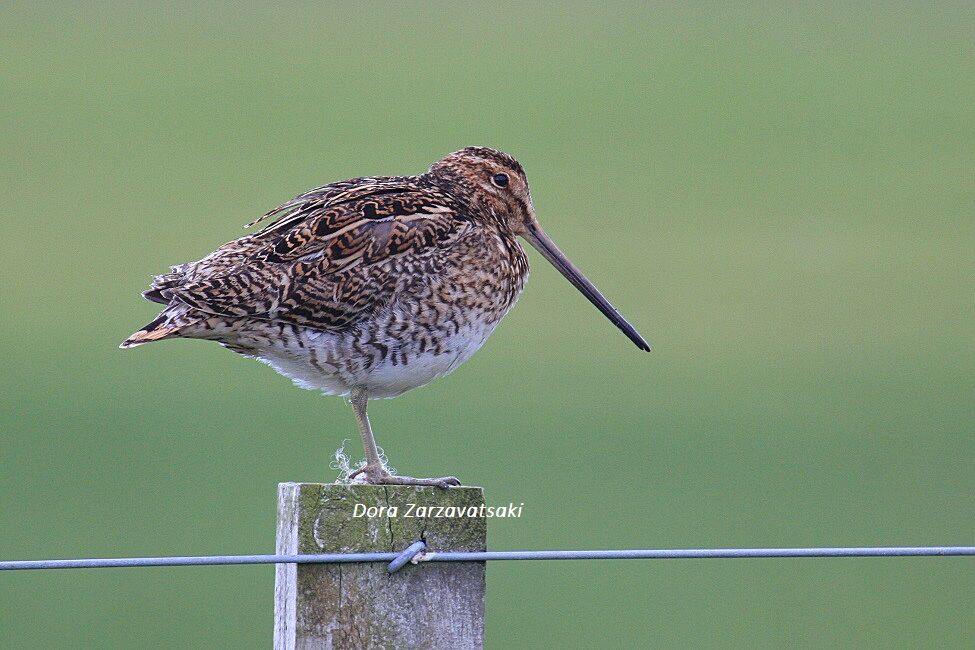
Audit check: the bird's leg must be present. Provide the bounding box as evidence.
[347,386,461,489]
[349,386,383,472]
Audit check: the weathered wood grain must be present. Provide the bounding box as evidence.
[274,483,486,650]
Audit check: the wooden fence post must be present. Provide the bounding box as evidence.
[274,483,487,649]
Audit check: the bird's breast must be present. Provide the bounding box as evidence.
[365,227,528,388]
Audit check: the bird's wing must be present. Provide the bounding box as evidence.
[146,177,472,330]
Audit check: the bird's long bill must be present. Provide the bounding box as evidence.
[523,222,651,351]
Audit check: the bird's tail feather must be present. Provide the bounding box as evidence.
[120,311,191,348]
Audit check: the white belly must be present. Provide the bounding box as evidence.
[362,322,496,398]
[248,317,501,399]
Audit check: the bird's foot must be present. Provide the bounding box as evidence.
[348,465,460,489]
[379,473,462,488]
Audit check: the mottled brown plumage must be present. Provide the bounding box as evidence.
[122,147,648,486]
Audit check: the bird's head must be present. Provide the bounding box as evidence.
[428,146,533,227]
[429,147,651,352]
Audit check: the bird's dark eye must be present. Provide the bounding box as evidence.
[491,173,509,188]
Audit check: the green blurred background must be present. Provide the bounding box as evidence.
[2,1,973,647]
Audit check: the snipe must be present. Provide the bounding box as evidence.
[122,147,650,487]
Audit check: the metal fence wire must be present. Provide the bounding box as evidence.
[2,545,973,575]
